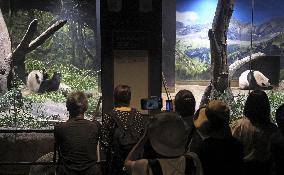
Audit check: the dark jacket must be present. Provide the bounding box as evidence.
[198,136,244,175]
[271,130,284,175]
[54,117,100,175]
[181,115,203,154]
[101,108,144,175]
[232,117,278,175]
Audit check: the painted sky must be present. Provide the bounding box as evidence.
[176,0,284,25]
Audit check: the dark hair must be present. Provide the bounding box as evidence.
[66,91,88,117]
[244,90,271,124]
[114,84,131,107]
[174,90,196,117]
[276,104,284,131]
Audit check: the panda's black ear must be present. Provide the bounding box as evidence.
[43,71,49,80]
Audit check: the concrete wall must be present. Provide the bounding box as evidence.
[0,133,54,174]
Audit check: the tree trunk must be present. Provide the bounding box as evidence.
[77,23,84,67]
[0,8,12,93]
[70,22,77,66]
[200,0,234,107]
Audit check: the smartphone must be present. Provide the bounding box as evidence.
[141,97,162,110]
[166,100,173,111]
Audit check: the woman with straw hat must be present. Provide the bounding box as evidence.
[124,112,203,175]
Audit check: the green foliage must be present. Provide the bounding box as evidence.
[25,59,45,72]
[54,64,98,91]
[210,90,284,125]
[267,91,284,123]
[5,10,54,50]
[25,91,66,103]
[25,58,99,115]
[205,87,242,124]
[25,58,98,91]
[229,93,247,126]
[0,58,100,128]
[5,9,97,70]
[175,40,209,80]
[1,6,100,129]
[0,88,54,129]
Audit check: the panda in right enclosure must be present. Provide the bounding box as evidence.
[239,70,273,90]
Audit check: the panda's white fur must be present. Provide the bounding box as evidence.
[27,70,44,92]
[239,70,270,89]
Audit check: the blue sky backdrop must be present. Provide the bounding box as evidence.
[176,0,284,24]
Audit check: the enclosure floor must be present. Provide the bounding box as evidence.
[162,84,253,110]
[21,83,283,121]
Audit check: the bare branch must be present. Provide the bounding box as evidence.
[28,20,67,52]
[14,19,38,53]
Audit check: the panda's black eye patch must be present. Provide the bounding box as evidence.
[35,74,41,84]
[262,83,266,86]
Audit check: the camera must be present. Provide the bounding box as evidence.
[141,96,162,110]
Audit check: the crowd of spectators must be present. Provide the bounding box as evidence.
[52,85,284,175]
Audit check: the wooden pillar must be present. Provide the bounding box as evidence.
[162,0,176,92]
[101,0,162,113]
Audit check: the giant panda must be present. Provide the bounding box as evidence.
[38,72,61,93]
[26,70,62,93]
[26,70,45,92]
[239,70,272,90]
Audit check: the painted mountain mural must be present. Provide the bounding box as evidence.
[176,0,284,80]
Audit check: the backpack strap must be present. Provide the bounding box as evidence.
[184,152,204,175]
[110,110,124,129]
[186,127,195,152]
[112,109,141,138]
[185,156,195,175]
[148,159,163,175]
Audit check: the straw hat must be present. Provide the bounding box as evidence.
[193,100,231,138]
[148,112,189,157]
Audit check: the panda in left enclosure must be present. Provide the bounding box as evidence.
[26,70,45,92]
[38,72,62,93]
[26,70,62,93]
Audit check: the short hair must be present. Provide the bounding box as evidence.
[66,91,88,117]
[114,84,131,107]
[244,90,271,124]
[174,90,196,117]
